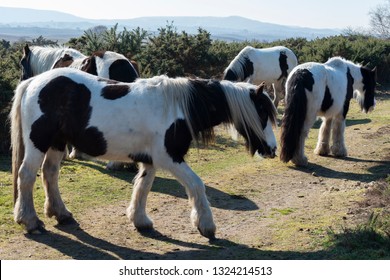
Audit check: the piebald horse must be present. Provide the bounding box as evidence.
[280,57,376,166]
[11,68,278,239]
[223,45,298,107]
[20,44,140,170]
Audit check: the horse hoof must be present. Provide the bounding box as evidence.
[135,224,154,232]
[57,215,78,225]
[198,226,216,240]
[27,221,47,234]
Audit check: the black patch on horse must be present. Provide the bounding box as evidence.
[224,57,254,81]
[343,68,354,118]
[164,119,193,163]
[280,69,314,163]
[101,84,130,100]
[109,59,139,83]
[223,69,238,81]
[165,80,227,163]
[30,76,107,156]
[53,54,74,68]
[93,51,106,58]
[81,56,98,76]
[360,66,376,112]
[129,153,153,164]
[277,51,289,81]
[321,86,334,112]
[240,57,254,81]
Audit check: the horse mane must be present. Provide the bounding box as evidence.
[29,46,86,73]
[220,81,267,144]
[132,76,268,148]
[223,46,253,81]
[325,56,362,69]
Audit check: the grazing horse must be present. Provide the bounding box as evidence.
[280,57,376,166]
[20,44,140,170]
[223,46,298,107]
[11,68,277,239]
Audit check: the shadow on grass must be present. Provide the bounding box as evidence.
[312,118,371,129]
[74,159,259,211]
[25,219,390,260]
[291,157,390,182]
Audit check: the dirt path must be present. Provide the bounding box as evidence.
[1,98,389,260]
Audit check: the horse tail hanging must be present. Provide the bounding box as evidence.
[280,69,313,163]
[10,79,32,204]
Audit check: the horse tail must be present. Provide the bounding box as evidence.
[280,69,313,163]
[10,78,32,204]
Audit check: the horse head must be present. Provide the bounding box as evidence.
[247,82,278,158]
[20,44,33,81]
[359,66,377,113]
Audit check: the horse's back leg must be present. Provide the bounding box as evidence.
[331,114,348,157]
[42,148,75,225]
[314,117,332,156]
[272,81,284,108]
[14,144,45,233]
[166,162,216,240]
[291,110,318,167]
[127,163,156,230]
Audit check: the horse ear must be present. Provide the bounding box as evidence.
[23,44,30,56]
[256,82,266,95]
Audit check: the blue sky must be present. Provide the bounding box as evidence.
[0,0,385,29]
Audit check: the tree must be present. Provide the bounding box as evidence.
[369,0,390,39]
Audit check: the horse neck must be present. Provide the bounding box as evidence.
[346,62,364,93]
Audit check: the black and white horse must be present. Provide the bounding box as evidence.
[223,46,298,107]
[11,68,278,239]
[20,44,140,170]
[280,57,376,166]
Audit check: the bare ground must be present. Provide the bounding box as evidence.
[0,97,389,260]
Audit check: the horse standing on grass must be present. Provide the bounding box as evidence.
[280,57,376,166]
[222,46,298,107]
[20,44,139,170]
[11,68,278,239]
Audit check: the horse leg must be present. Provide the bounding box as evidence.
[42,148,75,225]
[272,81,284,108]
[331,114,348,157]
[68,146,84,160]
[167,162,216,239]
[291,111,317,167]
[127,163,156,230]
[106,161,125,171]
[14,145,45,233]
[314,117,332,156]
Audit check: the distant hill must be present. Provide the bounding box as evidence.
[0,7,341,42]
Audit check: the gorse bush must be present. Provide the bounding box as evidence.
[1,24,390,154]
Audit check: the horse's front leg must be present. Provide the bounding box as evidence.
[42,148,75,225]
[314,117,332,156]
[167,161,216,240]
[14,146,45,233]
[127,163,156,231]
[331,114,348,157]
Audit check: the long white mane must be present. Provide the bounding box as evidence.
[29,46,86,74]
